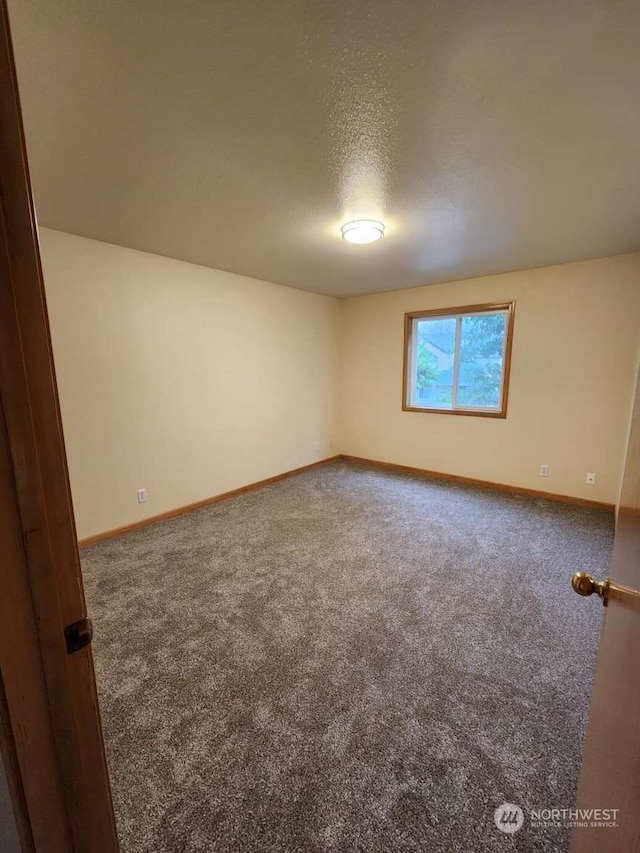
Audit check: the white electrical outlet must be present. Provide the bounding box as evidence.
[314,441,321,453]
[137,488,148,503]
[328,439,333,449]
[539,464,549,477]
[586,473,596,486]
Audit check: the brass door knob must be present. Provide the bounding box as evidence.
[572,572,596,596]
[572,572,609,605]
[572,573,640,608]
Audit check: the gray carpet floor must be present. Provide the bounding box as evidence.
[81,461,612,853]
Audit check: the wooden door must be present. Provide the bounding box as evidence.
[0,0,119,849]
[572,365,640,852]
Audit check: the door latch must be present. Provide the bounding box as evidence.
[64,617,94,654]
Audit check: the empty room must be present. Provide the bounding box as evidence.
[1,1,640,852]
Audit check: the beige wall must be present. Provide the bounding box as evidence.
[40,229,340,539]
[41,230,640,538]
[338,254,640,505]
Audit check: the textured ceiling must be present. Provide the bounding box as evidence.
[8,0,640,297]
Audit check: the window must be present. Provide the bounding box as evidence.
[403,302,515,417]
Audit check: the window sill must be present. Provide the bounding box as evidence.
[402,404,507,419]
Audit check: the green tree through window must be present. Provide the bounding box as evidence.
[457,313,506,407]
[415,340,440,392]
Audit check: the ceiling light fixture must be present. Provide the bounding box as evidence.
[341,219,385,245]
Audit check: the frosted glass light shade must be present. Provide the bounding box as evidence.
[341,219,385,244]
